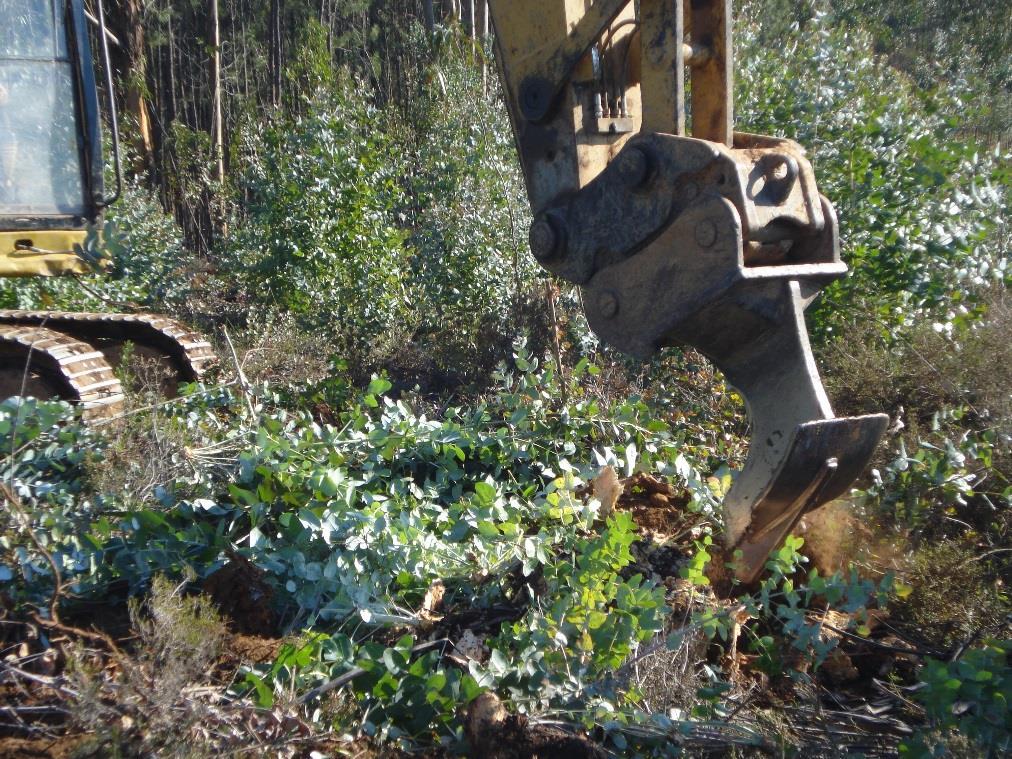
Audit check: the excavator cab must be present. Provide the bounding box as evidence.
[486,0,888,582]
[0,0,109,276]
[0,0,213,415]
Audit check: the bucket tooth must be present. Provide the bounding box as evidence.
[713,280,888,583]
[726,414,888,583]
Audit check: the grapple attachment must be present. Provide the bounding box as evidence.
[488,0,888,581]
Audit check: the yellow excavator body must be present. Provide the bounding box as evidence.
[0,0,214,416]
[0,230,92,277]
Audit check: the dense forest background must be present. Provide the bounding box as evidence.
[0,1,1010,756]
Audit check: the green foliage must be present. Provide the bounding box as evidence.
[489,511,667,705]
[0,397,98,599]
[830,0,1012,131]
[672,536,895,678]
[245,631,481,744]
[2,3,1010,754]
[736,3,1010,340]
[228,82,412,363]
[0,348,756,751]
[226,46,546,381]
[284,19,337,107]
[679,535,713,587]
[858,409,1011,540]
[396,41,545,377]
[903,640,1012,757]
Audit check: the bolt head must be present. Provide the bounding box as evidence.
[695,219,717,248]
[529,218,559,260]
[520,77,551,122]
[598,290,619,319]
[615,147,650,188]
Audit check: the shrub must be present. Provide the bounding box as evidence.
[858,409,1011,542]
[394,37,548,382]
[736,2,1010,342]
[226,80,414,367]
[906,639,1012,757]
[821,286,1012,431]
[889,541,1009,649]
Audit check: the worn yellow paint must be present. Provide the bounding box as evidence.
[0,230,98,277]
[488,0,641,211]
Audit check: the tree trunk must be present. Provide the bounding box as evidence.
[479,0,488,92]
[109,0,154,173]
[269,0,282,108]
[464,0,474,38]
[423,0,435,32]
[209,0,224,184]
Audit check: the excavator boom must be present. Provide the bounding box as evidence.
[487,0,888,582]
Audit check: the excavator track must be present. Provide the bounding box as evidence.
[0,309,215,386]
[0,324,125,418]
[0,311,216,416]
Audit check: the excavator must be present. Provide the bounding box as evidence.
[0,0,887,581]
[485,0,889,582]
[0,0,214,417]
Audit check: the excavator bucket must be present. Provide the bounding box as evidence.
[713,281,889,582]
[487,0,889,581]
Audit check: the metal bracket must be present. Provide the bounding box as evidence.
[488,0,887,581]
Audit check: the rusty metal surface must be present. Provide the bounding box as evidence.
[637,0,686,134]
[488,0,888,581]
[686,0,733,145]
[489,0,642,212]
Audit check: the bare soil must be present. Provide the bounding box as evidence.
[203,553,278,636]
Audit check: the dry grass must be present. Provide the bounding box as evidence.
[889,540,1010,650]
[82,405,194,506]
[822,286,1012,436]
[231,313,339,387]
[66,576,227,757]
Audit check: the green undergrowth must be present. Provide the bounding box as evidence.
[2,346,1009,755]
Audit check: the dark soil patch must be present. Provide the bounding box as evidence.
[465,693,605,759]
[0,734,90,758]
[202,554,277,636]
[58,596,133,643]
[616,472,696,536]
[221,632,285,665]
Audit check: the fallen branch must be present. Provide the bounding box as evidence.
[296,638,452,705]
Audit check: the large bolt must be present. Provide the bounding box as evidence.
[615,147,651,189]
[529,217,561,261]
[598,290,619,319]
[519,77,552,123]
[695,219,717,248]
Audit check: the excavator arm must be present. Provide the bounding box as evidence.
[486,0,888,583]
